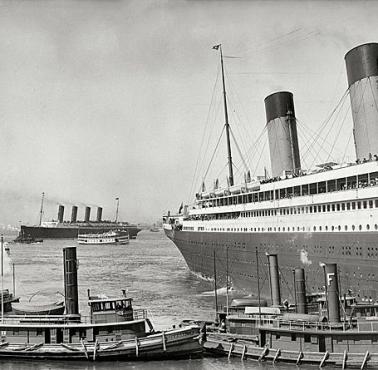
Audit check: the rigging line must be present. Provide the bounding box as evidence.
[368,77,378,114]
[201,125,226,184]
[324,102,352,163]
[297,118,345,157]
[225,71,255,166]
[244,125,268,164]
[307,90,349,163]
[297,123,330,165]
[246,31,320,57]
[244,29,317,57]
[242,27,303,54]
[252,137,268,177]
[188,64,221,201]
[201,98,223,173]
[341,130,353,163]
[301,88,349,159]
[229,127,249,172]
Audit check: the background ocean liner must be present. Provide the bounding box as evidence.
[18,203,141,240]
[164,43,378,303]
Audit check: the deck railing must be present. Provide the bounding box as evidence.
[256,317,378,334]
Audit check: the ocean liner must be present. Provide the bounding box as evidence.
[164,43,378,303]
[17,201,141,240]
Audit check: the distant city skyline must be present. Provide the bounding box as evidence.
[0,0,376,225]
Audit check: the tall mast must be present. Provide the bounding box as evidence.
[215,44,234,187]
[115,197,120,223]
[39,192,45,226]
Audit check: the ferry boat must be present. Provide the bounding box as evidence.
[78,230,129,245]
[163,43,378,303]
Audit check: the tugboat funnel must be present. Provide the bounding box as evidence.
[268,254,281,306]
[63,247,80,318]
[295,268,307,314]
[324,263,340,323]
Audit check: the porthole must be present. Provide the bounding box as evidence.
[359,225,362,231]
[352,225,356,231]
[325,226,328,231]
[367,224,370,230]
[345,225,348,231]
[313,226,316,231]
[375,224,378,230]
[338,225,341,231]
[332,226,335,231]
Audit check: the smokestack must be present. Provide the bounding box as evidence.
[264,91,301,177]
[63,247,79,317]
[345,43,378,161]
[268,254,281,306]
[84,207,91,222]
[58,205,64,223]
[295,268,307,314]
[96,207,103,222]
[71,206,78,223]
[324,263,340,323]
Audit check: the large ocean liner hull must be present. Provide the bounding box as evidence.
[21,224,141,239]
[166,229,378,301]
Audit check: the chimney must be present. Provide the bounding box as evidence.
[58,205,64,223]
[295,268,307,314]
[267,254,281,306]
[264,91,301,177]
[324,263,340,323]
[71,206,78,223]
[96,207,103,222]
[63,247,79,317]
[345,43,378,161]
[84,207,91,222]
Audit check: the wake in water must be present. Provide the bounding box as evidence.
[200,286,237,296]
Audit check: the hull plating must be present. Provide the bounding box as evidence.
[166,229,378,301]
[21,225,141,239]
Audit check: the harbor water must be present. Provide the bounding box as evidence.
[0,231,301,370]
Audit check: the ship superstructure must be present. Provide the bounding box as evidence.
[164,43,378,302]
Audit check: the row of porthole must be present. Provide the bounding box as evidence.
[206,224,378,232]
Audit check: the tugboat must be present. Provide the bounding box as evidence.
[203,254,378,368]
[0,247,202,360]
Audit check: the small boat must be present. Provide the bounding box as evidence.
[0,290,19,313]
[77,230,129,245]
[11,301,65,315]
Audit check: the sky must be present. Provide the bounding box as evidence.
[0,0,377,226]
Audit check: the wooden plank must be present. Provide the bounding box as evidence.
[258,347,268,361]
[296,351,303,365]
[93,339,98,361]
[80,339,88,360]
[320,351,329,367]
[162,331,166,352]
[361,351,369,370]
[228,343,234,359]
[135,337,139,358]
[241,344,246,360]
[273,348,281,364]
[342,349,348,370]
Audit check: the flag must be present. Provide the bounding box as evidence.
[212,44,221,50]
[178,202,183,214]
